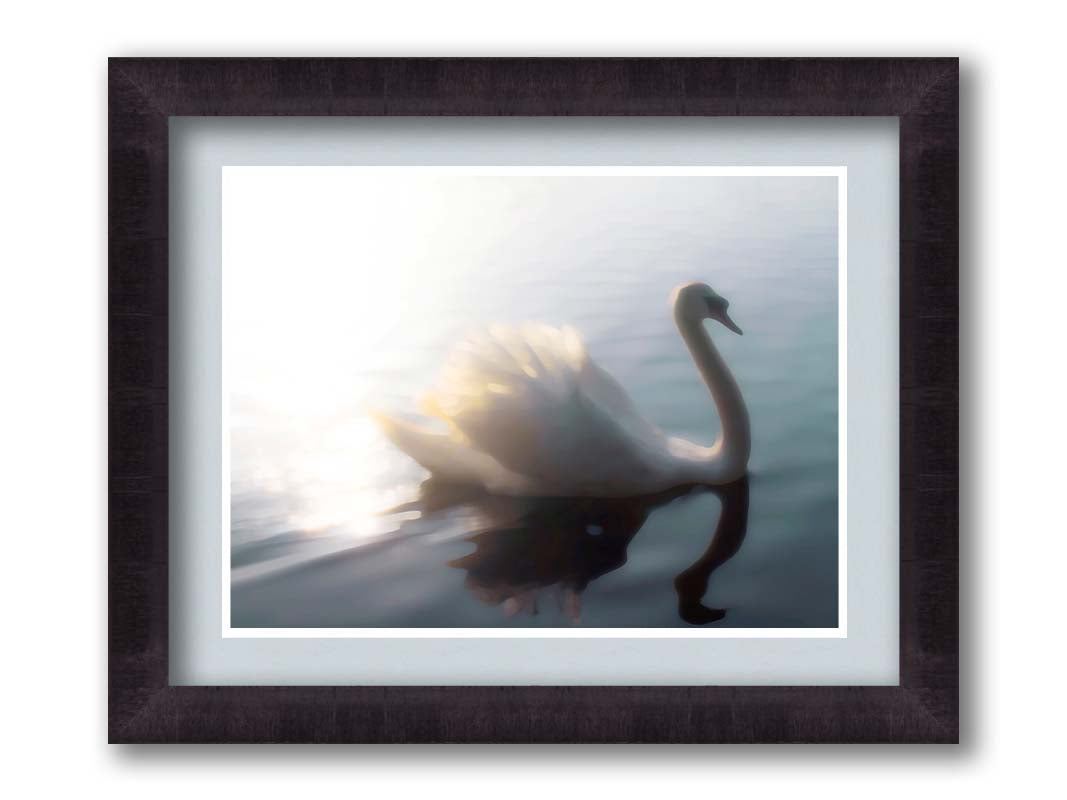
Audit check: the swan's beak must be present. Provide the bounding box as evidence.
[719,309,743,335]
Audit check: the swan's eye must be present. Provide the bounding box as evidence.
[704,296,726,314]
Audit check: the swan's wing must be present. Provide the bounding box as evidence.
[577,359,663,441]
[372,410,532,493]
[422,325,665,494]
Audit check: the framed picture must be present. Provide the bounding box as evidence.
[109,57,958,742]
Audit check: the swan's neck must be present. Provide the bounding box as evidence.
[675,314,751,482]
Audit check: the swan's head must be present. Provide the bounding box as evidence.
[671,283,743,335]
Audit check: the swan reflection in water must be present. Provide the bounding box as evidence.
[391,477,749,625]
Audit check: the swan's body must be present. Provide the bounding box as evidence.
[375,283,750,497]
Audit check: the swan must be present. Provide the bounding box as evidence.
[374,282,750,497]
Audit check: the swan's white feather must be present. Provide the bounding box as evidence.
[378,324,674,496]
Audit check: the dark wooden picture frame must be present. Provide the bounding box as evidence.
[109,57,958,743]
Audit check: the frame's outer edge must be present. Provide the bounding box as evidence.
[109,65,171,739]
[107,57,959,744]
[897,62,960,738]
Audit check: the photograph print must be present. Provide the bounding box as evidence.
[225,167,843,633]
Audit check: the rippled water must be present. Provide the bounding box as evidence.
[227,173,839,628]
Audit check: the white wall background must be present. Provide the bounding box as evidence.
[0,0,1062,794]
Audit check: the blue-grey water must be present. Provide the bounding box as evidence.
[227,173,838,628]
